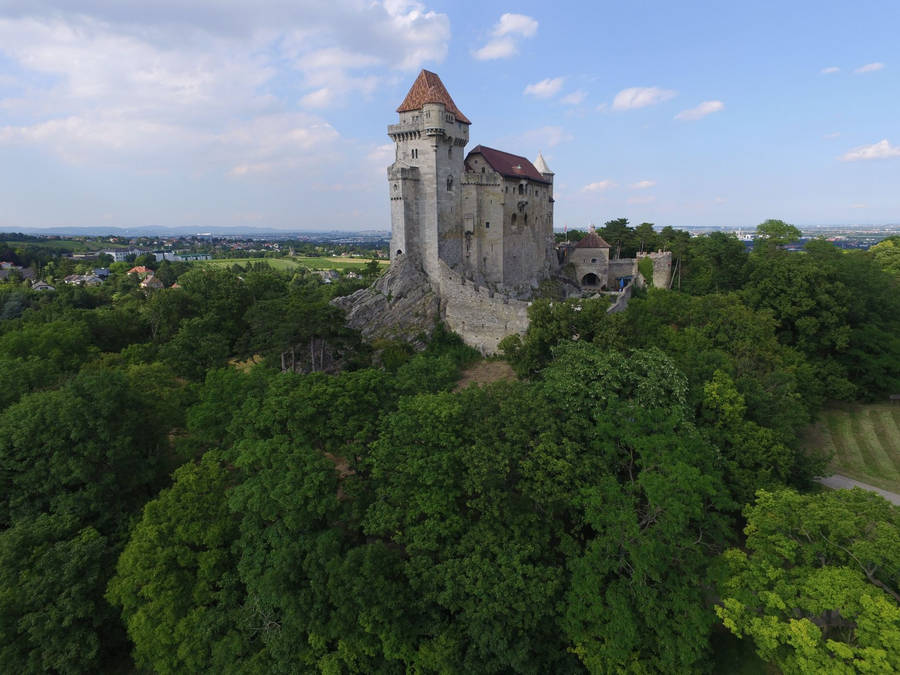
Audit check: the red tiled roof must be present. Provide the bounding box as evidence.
[128,265,151,275]
[574,232,611,249]
[397,70,471,124]
[466,145,551,184]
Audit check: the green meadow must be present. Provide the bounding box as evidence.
[198,256,388,272]
[804,403,900,493]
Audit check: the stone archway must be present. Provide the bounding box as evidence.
[581,272,600,287]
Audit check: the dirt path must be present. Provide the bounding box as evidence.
[454,360,517,391]
[815,474,900,505]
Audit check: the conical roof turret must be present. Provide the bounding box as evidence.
[534,151,553,176]
[396,70,470,124]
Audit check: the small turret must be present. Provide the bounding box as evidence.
[534,152,554,180]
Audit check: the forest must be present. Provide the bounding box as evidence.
[1,222,899,674]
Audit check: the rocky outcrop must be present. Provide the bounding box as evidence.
[331,254,440,345]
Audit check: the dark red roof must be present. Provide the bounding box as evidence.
[397,70,471,124]
[574,232,611,249]
[466,145,551,184]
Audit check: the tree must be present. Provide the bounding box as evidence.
[717,488,900,674]
[0,368,169,532]
[632,221,658,254]
[498,296,616,377]
[107,456,258,674]
[600,217,632,257]
[754,219,801,249]
[680,231,748,295]
[871,236,900,280]
[0,514,126,673]
[743,244,855,400]
[539,344,734,672]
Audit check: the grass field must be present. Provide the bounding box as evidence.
[4,239,89,251]
[198,256,388,272]
[803,403,900,493]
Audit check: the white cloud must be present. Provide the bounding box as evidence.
[0,0,451,177]
[675,100,724,121]
[824,132,841,139]
[612,86,676,110]
[474,13,537,60]
[582,180,615,193]
[820,66,840,74]
[595,102,608,112]
[473,38,516,60]
[850,203,868,209]
[524,77,565,99]
[493,13,538,38]
[627,195,655,205]
[561,89,586,105]
[629,180,655,189]
[840,139,900,161]
[854,62,885,73]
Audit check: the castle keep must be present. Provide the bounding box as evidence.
[388,70,557,296]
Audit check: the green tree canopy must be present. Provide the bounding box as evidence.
[754,219,802,249]
[717,488,900,674]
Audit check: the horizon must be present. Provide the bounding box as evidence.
[1,1,898,231]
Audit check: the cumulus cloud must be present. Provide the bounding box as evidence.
[854,62,885,73]
[524,77,565,99]
[820,66,840,74]
[630,180,655,189]
[675,100,724,121]
[582,180,615,193]
[561,89,586,105]
[612,86,676,110]
[840,139,900,161]
[474,13,538,60]
[0,0,450,172]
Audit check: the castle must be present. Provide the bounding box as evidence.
[336,70,671,353]
[388,69,557,296]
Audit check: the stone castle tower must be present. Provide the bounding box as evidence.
[388,70,470,282]
[388,70,556,296]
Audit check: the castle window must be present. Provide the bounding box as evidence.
[524,214,528,225]
[485,221,490,228]
[448,147,452,158]
[481,167,485,173]
[446,175,453,191]
[518,184,524,195]
[511,213,517,227]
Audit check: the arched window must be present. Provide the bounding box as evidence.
[446,175,453,191]
[518,184,524,195]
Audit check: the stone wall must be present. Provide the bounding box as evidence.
[636,250,672,288]
[608,259,638,288]
[437,261,530,354]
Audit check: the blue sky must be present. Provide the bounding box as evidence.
[0,0,897,231]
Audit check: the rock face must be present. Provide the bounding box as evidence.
[331,254,440,344]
